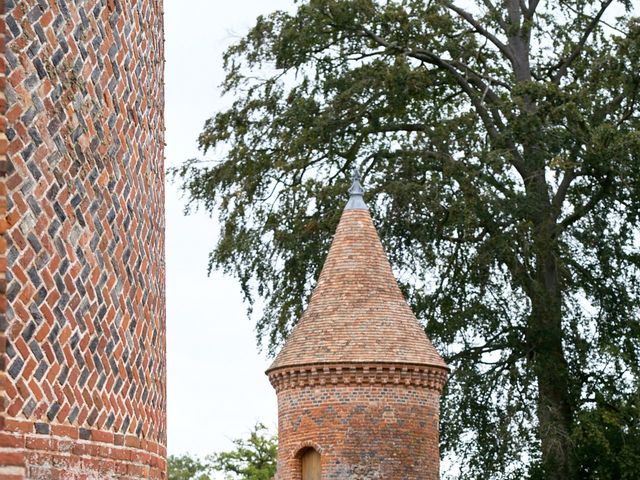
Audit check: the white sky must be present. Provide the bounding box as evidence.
[164,0,295,459]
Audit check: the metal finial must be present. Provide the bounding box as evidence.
[352,167,361,184]
[345,165,367,210]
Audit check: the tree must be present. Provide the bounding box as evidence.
[207,423,277,480]
[173,1,640,478]
[168,454,211,480]
[167,425,277,480]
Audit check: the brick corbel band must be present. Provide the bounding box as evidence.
[268,362,449,393]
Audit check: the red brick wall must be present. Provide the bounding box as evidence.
[1,0,166,477]
[271,365,444,480]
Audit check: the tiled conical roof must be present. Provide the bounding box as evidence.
[267,174,447,372]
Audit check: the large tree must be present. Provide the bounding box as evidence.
[174,1,640,478]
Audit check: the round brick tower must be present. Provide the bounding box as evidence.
[1,0,166,478]
[266,172,449,480]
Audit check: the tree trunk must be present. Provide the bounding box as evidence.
[527,231,576,479]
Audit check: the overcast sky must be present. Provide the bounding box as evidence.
[164,0,295,460]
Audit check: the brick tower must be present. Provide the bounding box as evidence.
[266,172,449,480]
[1,1,166,478]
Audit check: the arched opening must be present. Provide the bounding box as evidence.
[300,447,321,480]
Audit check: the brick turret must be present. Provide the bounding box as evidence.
[1,1,166,478]
[267,171,448,480]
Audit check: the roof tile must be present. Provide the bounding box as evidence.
[268,206,447,372]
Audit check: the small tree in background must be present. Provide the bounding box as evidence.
[208,423,277,480]
[168,424,277,480]
[168,454,211,480]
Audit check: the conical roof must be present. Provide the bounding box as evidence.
[267,176,447,373]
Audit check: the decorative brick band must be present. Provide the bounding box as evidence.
[267,362,448,393]
[0,419,166,479]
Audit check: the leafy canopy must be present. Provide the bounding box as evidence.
[174,0,640,478]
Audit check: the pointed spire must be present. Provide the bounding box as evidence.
[267,204,447,372]
[345,165,367,210]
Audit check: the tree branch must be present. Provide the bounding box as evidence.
[480,0,508,31]
[527,0,541,18]
[518,0,530,19]
[361,28,527,180]
[361,29,497,132]
[441,228,490,244]
[368,123,429,133]
[549,0,615,83]
[410,50,501,133]
[446,2,516,63]
[449,58,512,90]
[616,89,639,127]
[418,49,529,178]
[593,91,626,123]
[446,342,510,363]
[551,169,576,219]
[559,173,613,230]
[506,0,522,30]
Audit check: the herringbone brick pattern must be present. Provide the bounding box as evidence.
[2,0,165,476]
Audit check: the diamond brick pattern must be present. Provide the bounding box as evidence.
[268,205,448,479]
[2,0,166,477]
